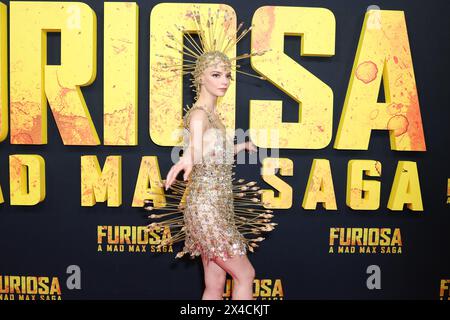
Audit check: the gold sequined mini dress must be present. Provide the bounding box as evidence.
[144,105,276,263]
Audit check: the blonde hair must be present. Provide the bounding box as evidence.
[191,51,231,100]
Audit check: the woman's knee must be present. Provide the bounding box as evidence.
[247,265,256,281]
[234,265,255,284]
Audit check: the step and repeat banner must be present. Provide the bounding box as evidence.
[0,0,448,300]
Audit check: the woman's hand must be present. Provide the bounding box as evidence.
[234,141,258,155]
[164,155,193,190]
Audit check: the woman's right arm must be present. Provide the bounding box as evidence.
[187,110,208,165]
[164,110,208,190]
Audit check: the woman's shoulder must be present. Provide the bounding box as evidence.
[183,105,211,130]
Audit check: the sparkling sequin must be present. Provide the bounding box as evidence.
[144,105,277,263]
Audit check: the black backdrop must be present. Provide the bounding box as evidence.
[0,0,449,300]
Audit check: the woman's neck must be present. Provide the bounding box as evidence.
[195,95,218,114]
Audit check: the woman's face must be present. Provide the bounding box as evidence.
[199,60,232,97]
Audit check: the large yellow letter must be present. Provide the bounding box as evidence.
[261,157,293,209]
[250,6,335,149]
[334,10,426,151]
[81,155,122,207]
[10,2,99,145]
[132,156,167,207]
[302,159,337,210]
[10,154,46,205]
[387,161,423,211]
[0,3,7,142]
[447,178,450,204]
[347,160,381,210]
[104,2,138,146]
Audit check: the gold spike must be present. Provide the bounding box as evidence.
[183,31,204,56]
[221,20,242,53]
[234,69,266,80]
[212,9,220,50]
[176,251,186,258]
[217,12,232,52]
[207,8,213,51]
[173,25,204,56]
[223,25,251,54]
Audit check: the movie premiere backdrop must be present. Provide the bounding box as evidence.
[0,0,448,300]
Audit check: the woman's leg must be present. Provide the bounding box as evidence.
[201,255,227,300]
[213,254,255,300]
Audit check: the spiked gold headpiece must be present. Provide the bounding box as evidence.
[155,7,270,100]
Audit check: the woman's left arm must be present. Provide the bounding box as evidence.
[234,141,257,155]
[233,142,246,155]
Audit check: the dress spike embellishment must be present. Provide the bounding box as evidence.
[144,176,277,259]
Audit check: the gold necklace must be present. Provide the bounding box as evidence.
[194,104,221,122]
[194,104,216,115]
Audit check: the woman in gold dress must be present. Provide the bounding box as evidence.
[145,8,276,300]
